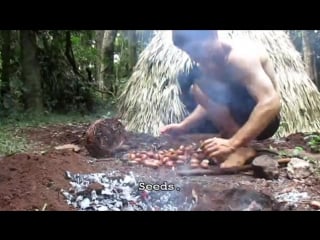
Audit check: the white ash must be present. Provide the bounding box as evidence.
[274,189,310,209]
[61,171,194,211]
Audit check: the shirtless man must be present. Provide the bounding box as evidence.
[160,30,281,168]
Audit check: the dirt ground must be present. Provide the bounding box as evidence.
[1,121,320,211]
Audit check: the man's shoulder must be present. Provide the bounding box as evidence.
[228,41,266,68]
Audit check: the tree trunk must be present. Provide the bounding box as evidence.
[95,30,117,90]
[20,30,43,113]
[0,30,12,111]
[302,30,318,87]
[127,30,137,71]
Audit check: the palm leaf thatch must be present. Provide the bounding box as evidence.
[118,30,320,138]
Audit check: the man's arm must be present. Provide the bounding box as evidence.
[180,104,207,131]
[229,57,281,148]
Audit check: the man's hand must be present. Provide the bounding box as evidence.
[160,123,186,136]
[201,137,236,159]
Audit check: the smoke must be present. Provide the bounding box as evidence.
[175,30,257,134]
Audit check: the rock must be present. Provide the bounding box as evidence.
[252,155,279,180]
[87,182,104,194]
[287,158,313,179]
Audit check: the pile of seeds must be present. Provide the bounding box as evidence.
[126,144,211,169]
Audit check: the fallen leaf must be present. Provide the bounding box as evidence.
[54,144,81,152]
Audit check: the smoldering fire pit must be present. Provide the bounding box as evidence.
[61,170,280,211]
[61,171,196,211]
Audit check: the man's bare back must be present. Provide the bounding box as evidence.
[197,39,279,96]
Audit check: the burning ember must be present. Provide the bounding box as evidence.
[61,171,195,211]
[126,144,211,169]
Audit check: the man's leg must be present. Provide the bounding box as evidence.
[192,84,257,167]
[191,84,240,138]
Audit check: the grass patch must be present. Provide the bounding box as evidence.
[0,109,116,155]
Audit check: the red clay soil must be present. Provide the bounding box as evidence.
[0,149,94,211]
[0,122,319,211]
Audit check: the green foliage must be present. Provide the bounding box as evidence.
[306,133,320,153]
[292,146,305,156]
[0,110,116,155]
[0,126,29,155]
[0,30,155,117]
[71,31,97,72]
[37,30,97,113]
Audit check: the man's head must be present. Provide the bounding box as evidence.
[172,30,218,62]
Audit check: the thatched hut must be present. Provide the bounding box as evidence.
[118,30,320,138]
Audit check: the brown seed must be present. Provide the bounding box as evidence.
[153,153,160,160]
[162,157,170,163]
[185,145,193,151]
[129,153,136,160]
[200,161,209,169]
[176,150,184,155]
[177,155,187,162]
[169,154,178,161]
[140,154,148,160]
[190,163,200,168]
[153,159,162,166]
[134,157,142,162]
[143,159,159,168]
[158,150,164,155]
[147,151,154,158]
[190,158,200,164]
[179,145,185,150]
[169,148,175,152]
[165,161,174,167]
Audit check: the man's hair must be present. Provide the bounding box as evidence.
[172,30,217,48]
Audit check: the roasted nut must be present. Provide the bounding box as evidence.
[200,160,209,169]
[162,157,170,163]
[129,153,136,160]
[153,153,160,160]
[143,159,159,168]
[177,155,187,162]
[134,157,142,162]
[147,151,154,158]
[169,154,178,161]
[176,150,184,155]
[190,163,200,168]
[179,145,185,150]
[169,148,175,152]
[158,150,164,155]
[140,154,148,160]
[153,159,162,166]
[190,158,200,164]
[185,145,194,151]
[165,161,174,167]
